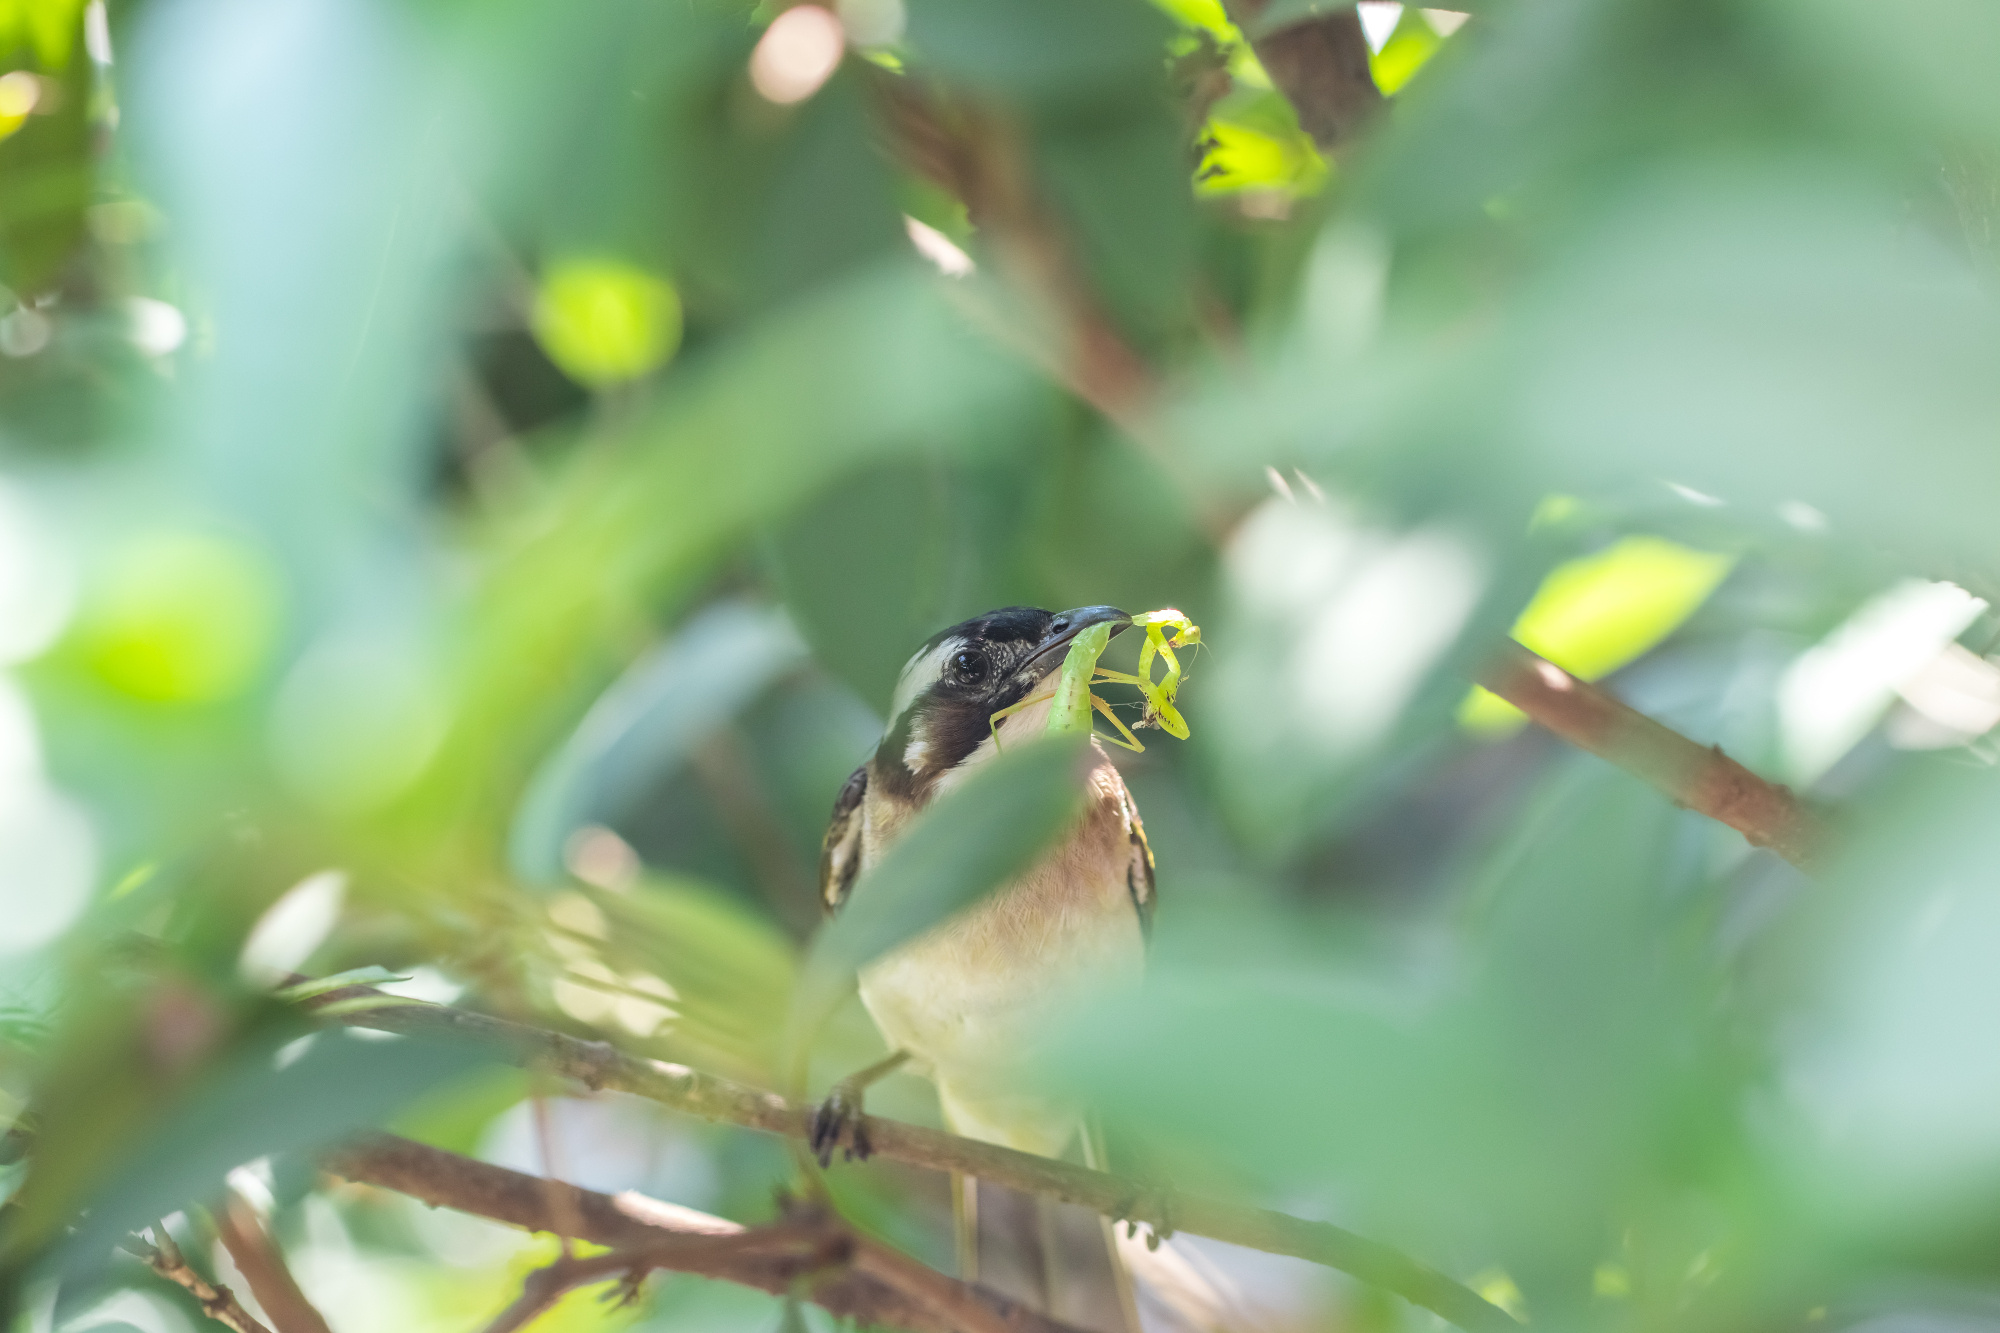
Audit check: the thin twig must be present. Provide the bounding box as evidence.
[529,1092,582,1258]
[325,1135,1084,1333]
[867,75,1232,543]
[1473,640,1828,870]
[125,1226,275,1333]
[477,1252,640,1333]
[211,1190,333,1333]
[309,988,1515,1332]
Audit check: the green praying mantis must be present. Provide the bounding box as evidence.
[989,608,1201,753]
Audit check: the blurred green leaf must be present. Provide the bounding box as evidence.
[790,734,1088,1047]
[533,258,684,389]
[580,875,804,1080]
[905,0,1172,99]
[1369,7,1441,95]
[510,601,807,886]
[1461,535,1735,733]
[1052,770,1733,1309]
[1196,87,1327,197]
[0,17,90,293]
[1250,0,1354,38]
[72,532,283,706]
[274,967,411,1000]
[414,263,1036,869]
[0,0,84,70]
[26,1027,501,1270]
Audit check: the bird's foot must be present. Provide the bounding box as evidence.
[1114,1188,1177,1250]
[808,1080,874,1168]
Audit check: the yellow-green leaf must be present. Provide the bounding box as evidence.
[1369,9,1442,96]
[76,532,283,705]
[1461,535,1735,734]
[532,257,683,389]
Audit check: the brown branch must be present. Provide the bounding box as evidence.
[868,76,1232,543]
[476,1252,643,1333]
[1473,640,1829,870]
[126,1226,275,1333]
[211,1190,333,1333]
[1223,0,1383,152]
[325,1133,1081,1333]
[310,989,1516,1332]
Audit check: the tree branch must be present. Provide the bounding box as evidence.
[324,1133,1082,1333]
[868,77,1233,543]
[1223,0,1383,152]
[311,988,1516,1333]
[871,30,1826,880]
[211,1189,333,1333]
[1473,640,1828,870]
[475,1252,645,1333]
[124,1226,275,1333]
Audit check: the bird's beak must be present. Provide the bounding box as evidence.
[1022,605,1130,680]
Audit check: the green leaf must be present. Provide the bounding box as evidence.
[1248,0,1354,39]
[1049,766,1722,1273]
[1460,536,1734,734]
[29,1028,502,1271]
[789,734,1089,1046]
[905,0,1172,100]
[509,600,807,885]
[532,257,684,388]
[1369,7,1442,95]
[585,876,804,1080]
[405,262,1037,868]
[274,967,413,1001]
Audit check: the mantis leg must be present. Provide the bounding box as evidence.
[1151,635,1183,699]
[1091,692,1147,752]
[987,684,1056,750]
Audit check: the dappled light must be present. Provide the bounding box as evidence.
[749,6,846,105]
[3,0,2000,1331]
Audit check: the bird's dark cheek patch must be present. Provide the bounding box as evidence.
[874,712,920,801]
[922,700,996,774]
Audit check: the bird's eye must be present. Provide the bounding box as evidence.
[949,648,989,685]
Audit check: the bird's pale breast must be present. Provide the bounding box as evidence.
[858,756,1145,1155]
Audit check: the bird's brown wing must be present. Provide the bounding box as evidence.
[1117,776,1156,939]
[820,763,868,915]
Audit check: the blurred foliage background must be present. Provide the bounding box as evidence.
[5,0,2000,1328]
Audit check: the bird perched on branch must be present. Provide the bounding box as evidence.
[812,604,1155,1317]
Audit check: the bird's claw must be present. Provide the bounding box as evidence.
[807,1083,872,1168]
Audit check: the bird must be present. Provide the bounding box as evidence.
[809,603,1155,1313]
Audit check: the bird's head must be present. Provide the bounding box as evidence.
[874,604,1128,801]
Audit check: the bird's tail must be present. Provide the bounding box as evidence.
[941,1096,1260,1333]
[952,1171,1141,1329]
[1084,1119,1267,1333]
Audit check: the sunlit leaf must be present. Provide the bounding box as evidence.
[275,967,412,1001]
[1196,101,1327,196]
[71,532,283,705]
[581,875,803,1079]
[1369,8,1442,95]
[533,258,684,389]
[1460,535,1734,733]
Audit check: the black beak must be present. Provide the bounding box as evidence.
[1023,605,1130,679]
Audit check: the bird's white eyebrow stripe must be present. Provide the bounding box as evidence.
[887,636,961,726]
